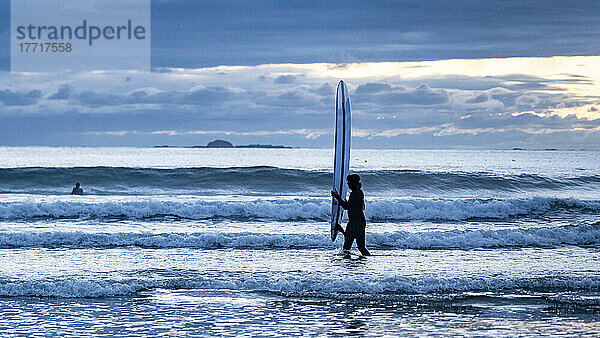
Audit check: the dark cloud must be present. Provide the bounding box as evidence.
[402,76,505,91]
[466,93,490,104]
[453,112,600,131]
[355,83,447,106]
[409,84,447,105]
[149,0,600,68]
[0,1,8,71]
[355,83,392,95]
[498,74,594,88]
[1,1,599,69]
[66,86,238,107]
[271,90,323,108]
[77,91,123,107]
[490,92,520,107]
[274,75,297,84]
[182,87,234,105]
[48,86,74,100]
[0,89,42,106]
[515,94,540,107]
[312,83,334,97]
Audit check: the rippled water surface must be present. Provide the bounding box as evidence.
[1,147,599,336]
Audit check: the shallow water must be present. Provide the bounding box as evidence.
[1,147,599,336]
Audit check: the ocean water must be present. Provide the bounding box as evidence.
[0,147,599,336]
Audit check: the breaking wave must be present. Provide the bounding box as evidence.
[1,224,598,249]
[0,197,598,221]
[1,274,599,298]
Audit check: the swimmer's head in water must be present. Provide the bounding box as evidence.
[346,174,361,190]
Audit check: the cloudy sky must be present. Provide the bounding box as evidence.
[1,0,599,148]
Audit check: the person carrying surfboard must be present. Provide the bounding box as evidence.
[331,174,370,256]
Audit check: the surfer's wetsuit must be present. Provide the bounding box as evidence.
[336,189,370,256]
[71,183,83,195]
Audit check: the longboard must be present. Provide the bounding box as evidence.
[331,80,351,242]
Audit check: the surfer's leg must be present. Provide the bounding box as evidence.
[356,229,370,256]
[343,230,354,251]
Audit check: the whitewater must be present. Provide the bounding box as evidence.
[1,147,599,336]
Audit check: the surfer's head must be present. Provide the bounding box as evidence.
[346,174,361,190]
[75,182,80,188]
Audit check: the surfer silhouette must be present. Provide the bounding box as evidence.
[331,174,370,256]
[71,182,84,195]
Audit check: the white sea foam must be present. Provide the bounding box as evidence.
[1,274,599,298]
[1,225,598,249]
[0,197,597,221]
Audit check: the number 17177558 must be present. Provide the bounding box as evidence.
[19,42,72,53]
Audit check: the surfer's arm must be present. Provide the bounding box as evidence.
[331,190,349,209]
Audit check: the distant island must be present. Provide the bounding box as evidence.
[511,147,559,151]
[154,139,291,149]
